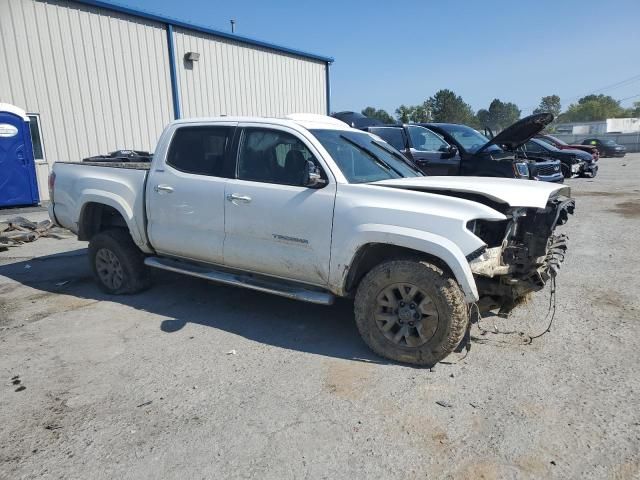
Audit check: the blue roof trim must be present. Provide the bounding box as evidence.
[71,0,334,63]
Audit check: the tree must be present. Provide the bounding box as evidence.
[625,101,640,118]
[476,98,521,131]
[394,101,432,123]
[361,106,395,124]
[561,94,626,122]
[533,95,561,118]
[428,89,476,125]
[395,105,414,123]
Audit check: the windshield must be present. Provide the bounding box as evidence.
[604,139,617,146]
[545,134,568,146]
[437,124,500,154]
[532,138,559,151]
[310,129,422,183]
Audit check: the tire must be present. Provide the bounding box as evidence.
[354,260,468,366]
[561,164,571,178]
[88,229,150,294]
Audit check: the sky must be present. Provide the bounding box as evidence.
[121,0,640,116]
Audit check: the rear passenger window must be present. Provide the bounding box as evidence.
[167,126,232,176]
[237,128,319,186]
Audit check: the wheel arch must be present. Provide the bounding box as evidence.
[337,229,479,302]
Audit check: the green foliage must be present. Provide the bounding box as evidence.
[533,95,561,117]
[361,106,395,124]
[560,94,626,122]
[429,89,477,125]
[394,101,432,123]
[625,101,640,118]
[476,98,521,131]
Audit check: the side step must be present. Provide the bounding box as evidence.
[144,256,335,305]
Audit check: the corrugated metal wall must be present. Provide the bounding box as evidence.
[0,0,174,164]
[173,27,327,118]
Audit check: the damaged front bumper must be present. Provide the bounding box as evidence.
[469,196,575,315]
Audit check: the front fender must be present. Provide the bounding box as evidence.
[331,224,480,302]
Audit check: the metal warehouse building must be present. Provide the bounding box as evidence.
[0,0,333,201]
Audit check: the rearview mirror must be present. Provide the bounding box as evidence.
[304,160,326,188]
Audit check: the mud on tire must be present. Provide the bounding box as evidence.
[354,260,468,366]
[88,229,150,294]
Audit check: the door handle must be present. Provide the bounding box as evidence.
[154,184,174,193]
[226,193,252,203]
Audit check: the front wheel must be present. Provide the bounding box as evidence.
[561,164,571,178]
[354,260,468,366]
[88,229,150,294]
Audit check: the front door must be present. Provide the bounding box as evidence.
[405,125,460,175]
[0,110,39,207]
[223,125,336,286]
[146,124,236,264]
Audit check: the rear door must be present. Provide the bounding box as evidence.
[223,124,336,286]
[146,123,236,264]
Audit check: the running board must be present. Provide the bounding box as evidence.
[144,256,335,305]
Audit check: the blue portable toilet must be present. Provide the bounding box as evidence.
[0,103,40,207]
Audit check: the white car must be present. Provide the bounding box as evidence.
[49,114,574,365]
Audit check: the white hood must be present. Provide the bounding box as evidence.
[372,176,571,209]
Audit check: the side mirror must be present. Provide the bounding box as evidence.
[441,144,458,159]
[304,160,326,188]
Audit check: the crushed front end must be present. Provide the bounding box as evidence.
[468,195,575,316]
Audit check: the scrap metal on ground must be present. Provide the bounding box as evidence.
[0,217,66,250]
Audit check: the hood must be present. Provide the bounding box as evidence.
[371,176,570,209]
[477,113,554,154]
[564,149,594,161]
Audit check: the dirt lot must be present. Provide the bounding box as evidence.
[1,155,639,479]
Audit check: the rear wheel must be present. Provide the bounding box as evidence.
[88,229,150,294]
[354,260,468,366]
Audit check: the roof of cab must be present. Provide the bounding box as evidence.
[171,114,355,132]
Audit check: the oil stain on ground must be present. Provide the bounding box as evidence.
[609,200,640,219]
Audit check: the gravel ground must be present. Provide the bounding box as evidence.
[1,155,639,480]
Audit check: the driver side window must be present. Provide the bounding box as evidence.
[237,128,319,186]
[407,126,449,152]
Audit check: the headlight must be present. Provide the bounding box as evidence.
[514,162,529,178]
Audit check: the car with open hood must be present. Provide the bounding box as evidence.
[416,113,564,183]
[48,114,574,366]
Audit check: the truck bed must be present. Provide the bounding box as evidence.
[51,161,150,249]
[57,161,151,170]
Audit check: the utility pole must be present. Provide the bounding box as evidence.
[230,19,236,33]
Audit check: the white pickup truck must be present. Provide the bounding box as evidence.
[49,114,574,365]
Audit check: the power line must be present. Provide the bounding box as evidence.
[565,74,640,103]
[618,93,640,102]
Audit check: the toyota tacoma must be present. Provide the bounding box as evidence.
[48,114,574,366]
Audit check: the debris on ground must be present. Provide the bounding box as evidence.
[435,401,452,408]
[226,349,237,355]
[0,216,67,247]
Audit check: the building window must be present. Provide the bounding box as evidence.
[27,114,44,160]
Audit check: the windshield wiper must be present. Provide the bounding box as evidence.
[339,135,403,177]
[372,140,423,175]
